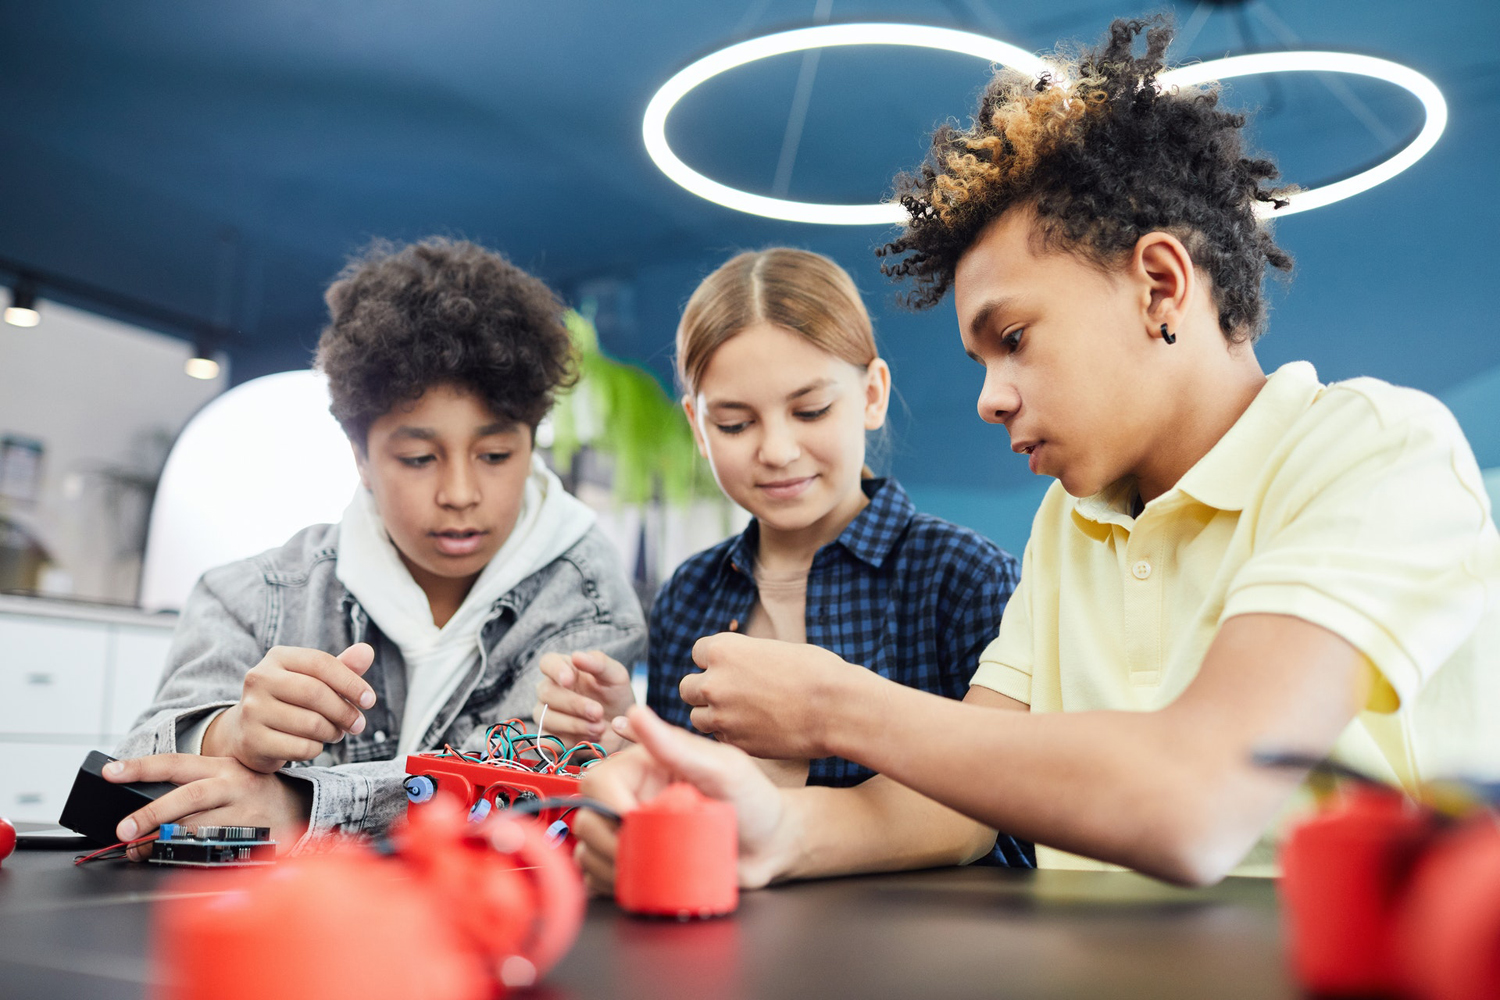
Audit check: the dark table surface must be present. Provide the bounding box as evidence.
[0,840,1298,1000]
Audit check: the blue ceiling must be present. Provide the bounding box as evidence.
[2,0,1497,500]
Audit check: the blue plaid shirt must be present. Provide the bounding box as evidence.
[646,478,1033,867]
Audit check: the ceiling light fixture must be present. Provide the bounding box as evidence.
[1159,52,1447,217]
[643,24,1047,226]
[4,281,40,327]
[185,344,220,381]
[643,24,1447,225]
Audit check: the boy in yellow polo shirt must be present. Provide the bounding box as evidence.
[571,17,1500,887]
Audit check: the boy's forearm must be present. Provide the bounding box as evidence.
[818,615,1368,885]
[740,662,1006,883]
[771,776,998,883]
[830,689,1209,878]
[195,706,236,757]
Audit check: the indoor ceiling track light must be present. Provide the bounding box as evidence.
[185,342,220,380]
[642,23,1447,226]
[4,280,40,327]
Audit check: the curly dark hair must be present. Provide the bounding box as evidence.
[315,237,577,448]
[878,17,1294,341]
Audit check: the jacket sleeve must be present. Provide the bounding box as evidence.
[114,565,268,759]
[278,759,411,848]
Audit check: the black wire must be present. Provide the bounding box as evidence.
[1251,750,1381,785]
[503,795,621,824]
[507,733,565,748]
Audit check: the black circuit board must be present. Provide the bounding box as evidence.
[150,824,277,867]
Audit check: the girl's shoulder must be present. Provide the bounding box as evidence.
[892,510,1020,592]
[902,509,1013,562]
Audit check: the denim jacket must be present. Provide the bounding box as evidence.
[116,521,646,848]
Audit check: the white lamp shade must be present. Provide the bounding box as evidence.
[139,370,360,611]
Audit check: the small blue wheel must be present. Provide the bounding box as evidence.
[403,774,437,804]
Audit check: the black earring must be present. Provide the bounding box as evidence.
[1160,323,1177,345]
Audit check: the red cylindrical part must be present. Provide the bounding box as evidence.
[1279,787,1435,996]
[1396,818,1500,1000]
[615,783,738,918]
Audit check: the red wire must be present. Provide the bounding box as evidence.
[74,832,160,866]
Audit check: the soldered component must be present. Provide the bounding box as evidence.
[150,824,277,867]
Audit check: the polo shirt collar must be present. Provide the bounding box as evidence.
[715,477,915,577]
[1175,361,1322,511]
[1074,361,1323,525]
[1073,477,1139,529]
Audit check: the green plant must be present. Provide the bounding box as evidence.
[549,310,717,506]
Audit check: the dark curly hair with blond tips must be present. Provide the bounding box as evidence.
[878,17,1294,342]
[314,238,578,448]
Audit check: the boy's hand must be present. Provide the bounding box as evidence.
[533,650,636,751]
[574,705,792,894]
[203,643,376,773]
[680,633,874,759]
[102,754,312,860]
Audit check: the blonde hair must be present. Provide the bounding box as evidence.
[675,248,877,395]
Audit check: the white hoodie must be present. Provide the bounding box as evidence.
[335,454,597,754]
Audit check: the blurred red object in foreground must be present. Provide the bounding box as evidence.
[154,794,584,1000]
[1280,783,1500,1000]
[1396,818,1500,1000]
[0,817,14,864]
[1280,786,1436,996]
[615,782,737,919]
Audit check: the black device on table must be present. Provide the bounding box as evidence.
[56,749,174,846]
[50,750,277,865]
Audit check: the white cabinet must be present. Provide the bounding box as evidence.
[0,597,176,822]
[0,742,96,823]
[0,615,109,735]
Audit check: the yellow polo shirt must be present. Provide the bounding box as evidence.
[972,362,1500,874]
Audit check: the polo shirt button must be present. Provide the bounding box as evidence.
[1131,560,1152,580]
[373,730,387,743]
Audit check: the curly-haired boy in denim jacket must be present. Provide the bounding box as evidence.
[108,239,645,853]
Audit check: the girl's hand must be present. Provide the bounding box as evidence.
[574,705,794,893]
[103,754,312,860]
[533,650,637,751]
[203,643,376,773]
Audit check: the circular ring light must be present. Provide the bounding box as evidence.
[642,23,1048,226]
[1160,52,1448,218]
[644,28,1447,225]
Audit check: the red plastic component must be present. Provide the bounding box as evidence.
[154,795,584,1000]
[406,751,586,843]
[393,795,586,983]
[615,782,737,919]
[0,816,14,864]
[155,846,488,1000]
[1396,818,1500,1000]
[1279,787,1437,996]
